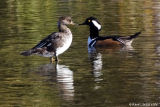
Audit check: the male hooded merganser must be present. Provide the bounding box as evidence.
[79,17,141,48]
[20,16,75,62]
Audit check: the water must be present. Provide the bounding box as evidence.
[0,0,160,106]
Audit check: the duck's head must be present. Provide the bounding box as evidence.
[59,16,75,25]
[79,17,101,31]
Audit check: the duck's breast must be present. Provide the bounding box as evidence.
[56,33,72,55]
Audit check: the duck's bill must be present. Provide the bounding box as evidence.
[70,21,77,25]
[79,22,86,25]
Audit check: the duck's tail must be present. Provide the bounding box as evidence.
[20,49,34,56]
[118,32,141,46]
[129,32,141,39]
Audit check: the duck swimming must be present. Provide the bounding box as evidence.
[79,17,141,48]
[21,16,75,62]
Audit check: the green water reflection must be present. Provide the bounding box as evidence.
[0,0,160,107]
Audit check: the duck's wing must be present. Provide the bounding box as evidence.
[99,32,141,45]
[32,32,59,49]
[20,32,60,56]
[89,32,141,47]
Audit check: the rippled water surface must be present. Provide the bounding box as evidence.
[1,0,160,107]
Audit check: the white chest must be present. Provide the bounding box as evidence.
[57,34,72,55]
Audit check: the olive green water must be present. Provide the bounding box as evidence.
[1,0,160,107]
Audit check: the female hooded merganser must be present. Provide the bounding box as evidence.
[79,17,141,48]
[21,16,75,62]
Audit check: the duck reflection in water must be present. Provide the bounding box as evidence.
[155,45,160,67]
[37,63,74,101]
[88,47,103,84]
[88,45,135,87]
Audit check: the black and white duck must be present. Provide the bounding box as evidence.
[79,17,141,48]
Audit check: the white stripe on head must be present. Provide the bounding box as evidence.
[92,20,101,30]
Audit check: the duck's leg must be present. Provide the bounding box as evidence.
[54,52,59,62]
[55,55,58,62]
[50,57,55,63]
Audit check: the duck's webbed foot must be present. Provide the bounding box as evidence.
[50,57,55,63]
[50,56,59,63]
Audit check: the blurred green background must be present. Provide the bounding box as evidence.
[0,0,160,106]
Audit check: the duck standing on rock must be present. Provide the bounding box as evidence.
[21,16,75,63]
[79,17,141,48]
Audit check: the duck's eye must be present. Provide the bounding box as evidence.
[88,20,90,22]
[68,19,71,22]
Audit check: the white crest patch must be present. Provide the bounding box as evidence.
[92,20,101,30]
